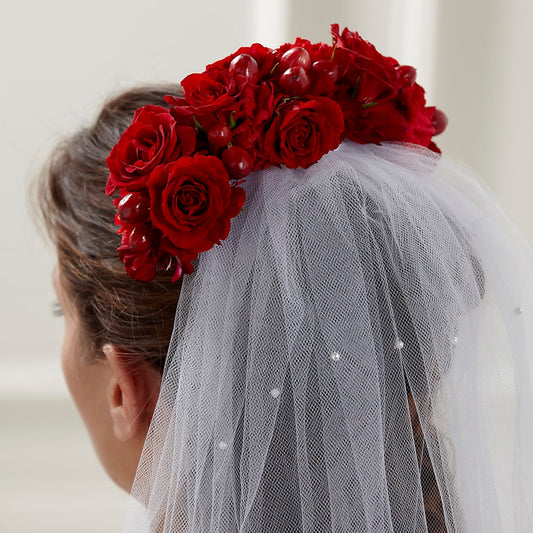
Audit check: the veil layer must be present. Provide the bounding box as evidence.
[124,142,533,532]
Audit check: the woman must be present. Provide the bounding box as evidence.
[37,25,533,532]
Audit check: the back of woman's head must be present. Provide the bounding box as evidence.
[38,87,486,533]
[37,85,182,370]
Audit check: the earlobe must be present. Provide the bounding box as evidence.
[103,343,161,443]
[108,381,136,442]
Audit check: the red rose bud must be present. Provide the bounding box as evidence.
[399,65,417,86]
[311,60,340,84]
[127,225,153,253]
[170,260,183,282]
[280,47,312,71]
[221,146,254,179]
[279,67,311,96]
[118,192,150,224]
[229,54,259,83]
[207,124,232,148]
[432,109,448,135]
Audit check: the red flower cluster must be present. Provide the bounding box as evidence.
[106,24,447,282]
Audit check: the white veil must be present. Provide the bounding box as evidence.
[123,141,533,532]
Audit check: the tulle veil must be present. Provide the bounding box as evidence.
[123,142,533,532]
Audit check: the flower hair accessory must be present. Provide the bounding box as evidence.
[105,24,447,282]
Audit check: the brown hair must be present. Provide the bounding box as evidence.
[37,85,182,371]
[37,84,454,531]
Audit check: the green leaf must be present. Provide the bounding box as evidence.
[362,102,378,109]
[280,96,297,106]
[229,111,236,130]
[193,116,204,132]
[270,62,279,76]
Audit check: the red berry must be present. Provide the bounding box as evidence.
[128,225,153,253]
[280,47,311,71]
[432,109,448,135]
[229,54,259,83]
[207,124,231,147]
[311,59,340,84]
[221,146,253,179]
[399,65,417,86]
[118,192,150,224]
[279,67,311,96]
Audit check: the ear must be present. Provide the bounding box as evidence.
[102,343,161,442]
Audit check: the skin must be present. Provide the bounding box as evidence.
[54,270,161,491]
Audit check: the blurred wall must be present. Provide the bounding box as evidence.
[1,0,532,531]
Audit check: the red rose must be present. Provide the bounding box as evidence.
[398,84,436,146]
[338,83,437,149]
[181,68,238,109]
[119,249,158,281]
[340,96,407,145]
[230,82,278,166]
[264,97,344,169]
[331,24,403,107]
[148,154,246,255]
[117,232,191,282]
[332,24,398,71]
[105,105,196,195]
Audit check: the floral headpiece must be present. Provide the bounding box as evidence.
[106,24,447,282]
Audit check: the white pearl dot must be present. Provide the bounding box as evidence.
[270,388,281,399]
[452,336,459,346]
[394,339,404,350]
[218,441,228,450]
[515,306,524,315]
[330,351,341,361]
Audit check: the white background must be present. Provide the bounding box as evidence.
[1,0,532,531]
